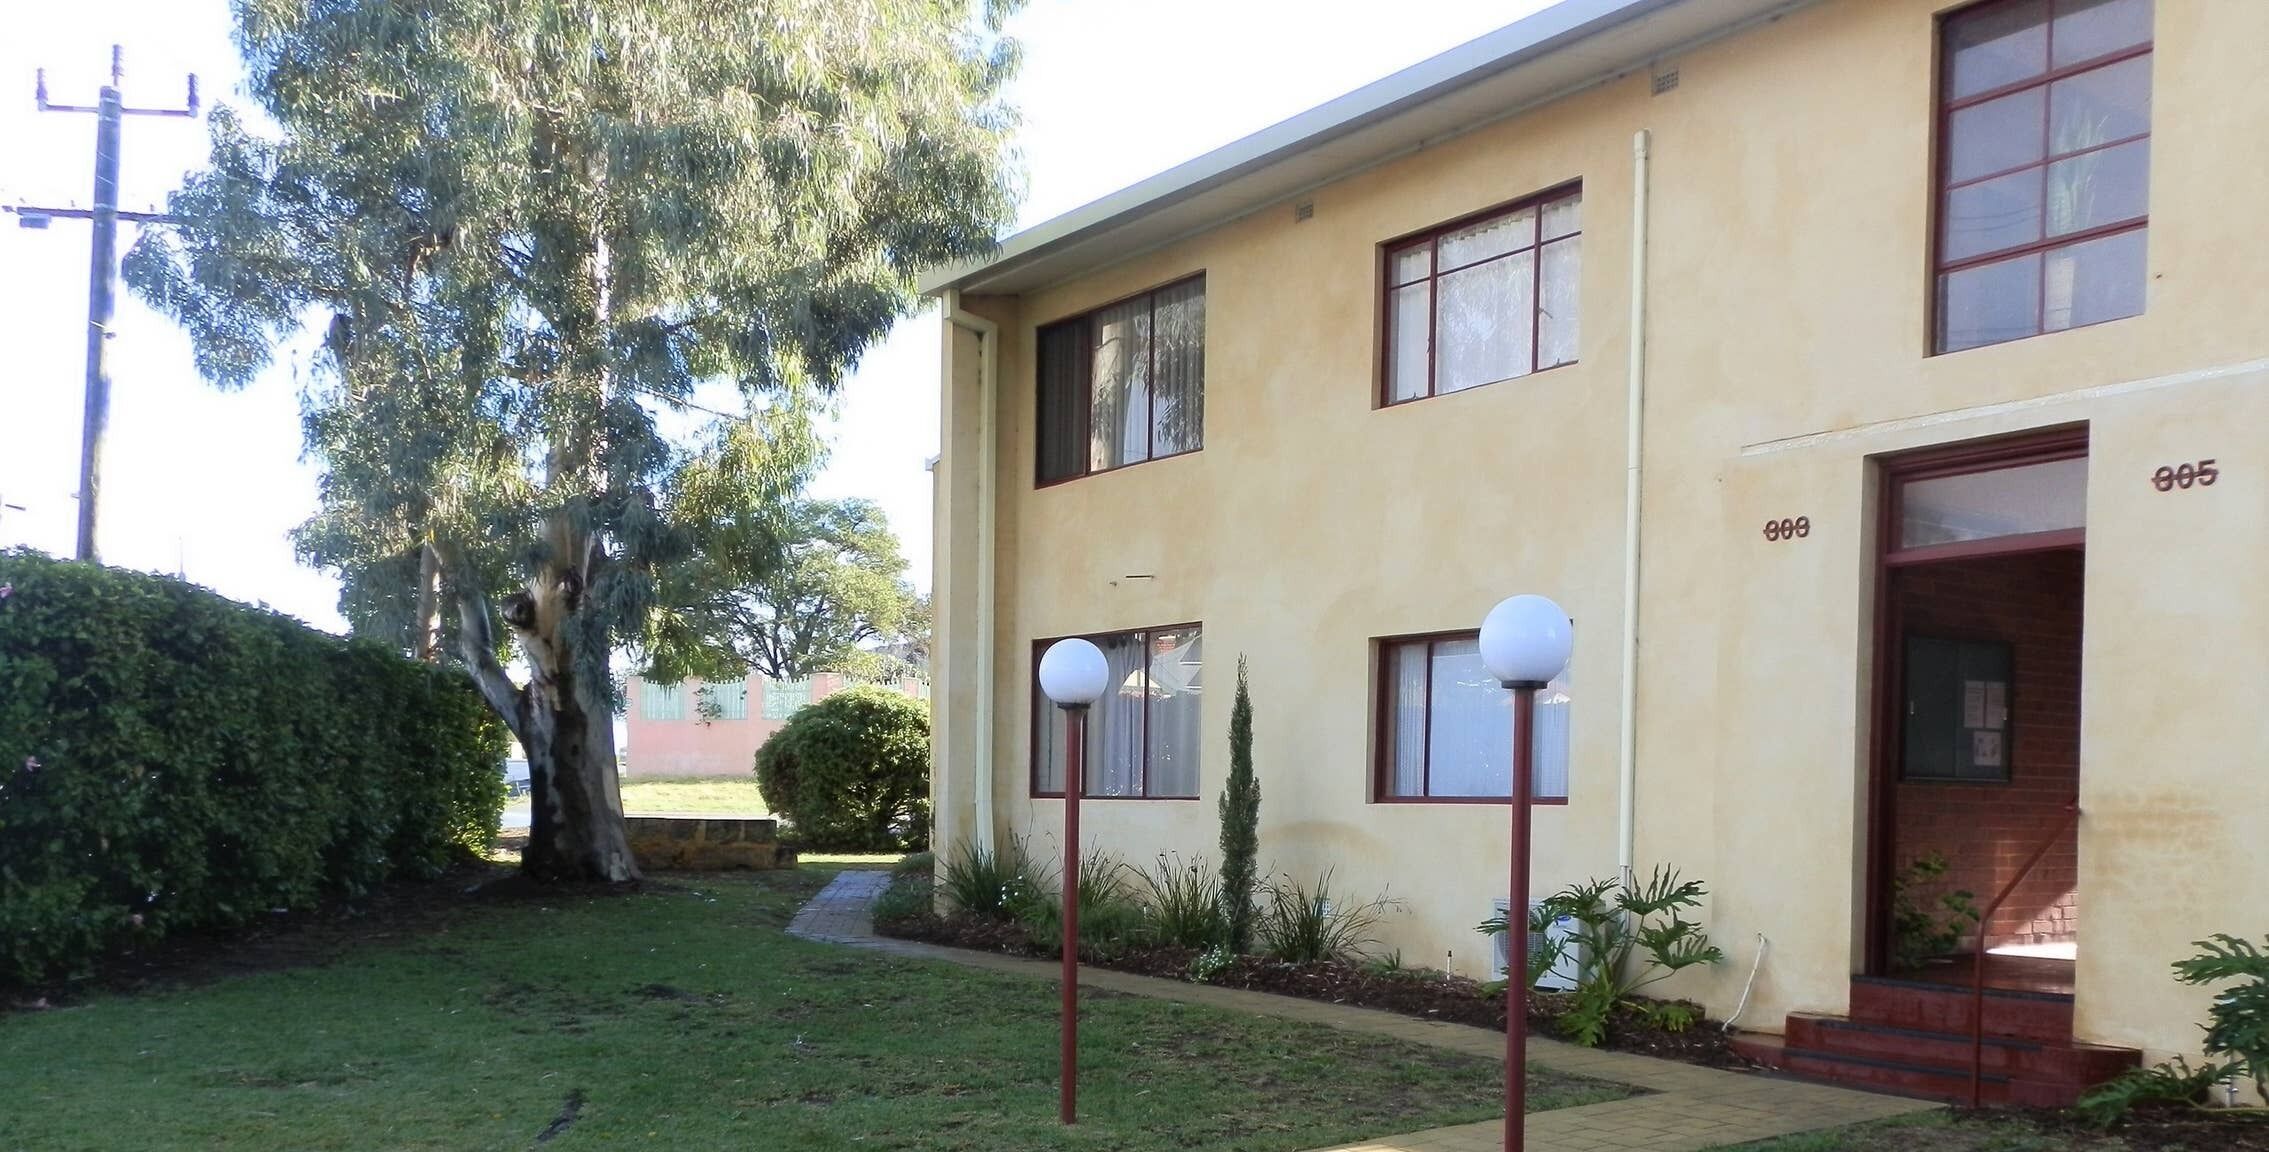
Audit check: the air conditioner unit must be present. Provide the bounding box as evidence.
[1494,898,1582,991]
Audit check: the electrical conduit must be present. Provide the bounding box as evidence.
[1617,129,1651,886]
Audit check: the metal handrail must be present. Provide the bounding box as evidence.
[1969,804,2080,1108]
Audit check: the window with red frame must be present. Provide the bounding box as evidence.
[1032,625,1203,798]
[1383,187,1580,406]
[1376,632,1571,801]
[1035,278,1205,485]
[1935,0,2152,353]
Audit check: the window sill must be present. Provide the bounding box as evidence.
[1372,795,1569,806]
[1030,793,1203,802]
[1034,445,1202,491]
[1378,359,1579,410]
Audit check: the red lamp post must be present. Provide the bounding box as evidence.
[1037,637,1110,1127]
[1058,701,1085,1125]
[1478,595,1573,1152]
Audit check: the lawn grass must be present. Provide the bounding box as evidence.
[505,774,769,818]
[1,867,1633,1151]
[1708,1111,2123,1151]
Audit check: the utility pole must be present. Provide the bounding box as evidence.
[8,46,197,563]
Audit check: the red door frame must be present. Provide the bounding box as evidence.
[1862,424,2088,975]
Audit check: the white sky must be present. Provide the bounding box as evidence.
[0,0,1551,633]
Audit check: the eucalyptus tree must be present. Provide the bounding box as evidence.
[670,496,921,683]
[126,0,1021,880]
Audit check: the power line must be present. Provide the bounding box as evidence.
[7,45,198,563]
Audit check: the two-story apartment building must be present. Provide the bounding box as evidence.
[923,0,2266,1103]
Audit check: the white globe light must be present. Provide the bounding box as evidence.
[1478,594,1573,686]
[1038,637,1110,706]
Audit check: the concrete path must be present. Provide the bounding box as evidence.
[787,871,1935,1152]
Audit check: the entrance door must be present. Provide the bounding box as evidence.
[1866,428,2087,988]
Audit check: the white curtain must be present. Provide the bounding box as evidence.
[1146,629,1203,796]
[1090,300,1151,471]
[1150,281,1205,456]
[1390,642,1429,794]
[1092,633,1147,796]
[1428,640,1509,795]
[1389,637,1572,799]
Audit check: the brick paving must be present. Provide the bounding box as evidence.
[787,870,1936,1151]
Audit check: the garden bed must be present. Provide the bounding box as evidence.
[1717,1106,2269,1151]
[874,891,1751,1070]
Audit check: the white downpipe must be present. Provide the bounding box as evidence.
[944,290,999,855]
[1616,129,1651,887]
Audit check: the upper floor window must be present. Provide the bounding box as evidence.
[1935,0,2152,353]
[1033,625,1203,798]
[1036,277,1205,485]
[1384,187,1581,406]
[1376,632,1570,802]
[642,681,685,721]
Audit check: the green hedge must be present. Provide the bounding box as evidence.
[0,550,507,983]
[755,685,930,852]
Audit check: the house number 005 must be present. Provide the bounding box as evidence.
[1762,517,1810,541]
[2151,460,2219,492]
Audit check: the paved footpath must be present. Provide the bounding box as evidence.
[788,871,1936,1152]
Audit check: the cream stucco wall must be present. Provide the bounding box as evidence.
[932,0,2269,1061]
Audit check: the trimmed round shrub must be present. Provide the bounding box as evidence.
[754,686,929,852]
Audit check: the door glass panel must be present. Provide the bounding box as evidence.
[1938,251,2043,352]
[1900,456,2087,548]
[1945,0,2048,100]
[1943,168,2044,262]
[1948,88,2047,184]
[2052,0,2151,69]
[2049,54,2150,154]
[2046,138,2148,237]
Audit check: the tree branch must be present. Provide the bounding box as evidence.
[437,547,528,739]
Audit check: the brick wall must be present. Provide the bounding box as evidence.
[1890,549,2082,949]
[624,673,929,777]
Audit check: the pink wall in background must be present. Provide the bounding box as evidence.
[623,673,929,777]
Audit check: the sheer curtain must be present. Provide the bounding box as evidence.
[1146,629,1203,797]
[1090,300,1151,472]
[1427,640,1509,795]
[1092,633,1147,796]
[1389,642,1429,794]
[1149,281,1204,456]
[1387,637,1572,799]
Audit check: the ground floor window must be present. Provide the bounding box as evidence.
[1377,632,1570,801]
[1032,625,1203,798]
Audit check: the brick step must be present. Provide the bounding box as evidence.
[1731,1031,2082,1107]
[1785,1013,2139,1084]
[1848,974,2074,1043]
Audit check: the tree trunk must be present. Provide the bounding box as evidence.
[519,667,637,883]
[414,542,442,663]
[451,568,638,884]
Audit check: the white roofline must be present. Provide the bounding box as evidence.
[920,0,1686,296]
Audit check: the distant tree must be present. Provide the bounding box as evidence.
[126,0,1022,881]
[1219,657,1261,953]
[670,497,921,683]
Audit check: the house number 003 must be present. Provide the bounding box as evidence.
[1762,516,1810,541]
[2151,460,2219,492]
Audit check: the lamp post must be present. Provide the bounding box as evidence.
[1477,594,1574,1152]
[1037,637,1108,1126]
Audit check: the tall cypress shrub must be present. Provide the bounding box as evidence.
[1218,657,1261,953]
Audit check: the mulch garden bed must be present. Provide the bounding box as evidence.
[875,906,1753,1070]
[2101,1107,2269,1151]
